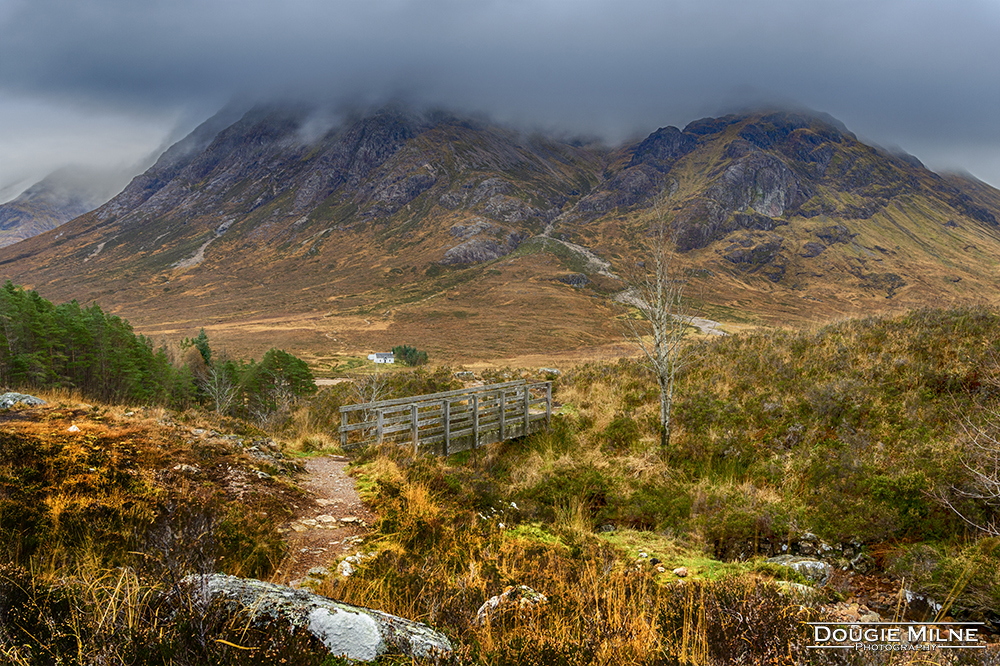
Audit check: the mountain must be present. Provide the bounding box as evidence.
[0,166,135,247]
[2,105,999,365]
[555,111,1000,316]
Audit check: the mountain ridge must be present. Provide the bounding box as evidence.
[2,104,1000,365]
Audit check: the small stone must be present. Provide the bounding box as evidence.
[340,517,360,524]
[673,567,688,577]
[656,566,666,573]
[256,470,272,480]
[291,524,308,532]
[301,519,318,527]
[316,515,338,523]
[68,424,81,432]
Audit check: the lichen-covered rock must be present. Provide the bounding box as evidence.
[0,393,46,409]
[776,580,822,600]
[766,555,832,586]
[186,573,452,662]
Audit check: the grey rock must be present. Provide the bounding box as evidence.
[767,555,832,585]
[186,573,452,662]
[0,392,46,409]
[441,233,525,265]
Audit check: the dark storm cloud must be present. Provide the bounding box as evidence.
[2,0,1000,186]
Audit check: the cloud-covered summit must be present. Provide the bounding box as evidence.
[1,0,999,191]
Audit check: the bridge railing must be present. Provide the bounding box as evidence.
[339,380,552,455]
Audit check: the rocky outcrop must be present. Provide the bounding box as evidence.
[186,574,452,662]
[710,152,805,219]
[672,151,803,252]
[441,218,527,265]
[442,236,524,264]
[436,177,555,225]
[577,166,661,212]
[628,126,699,171]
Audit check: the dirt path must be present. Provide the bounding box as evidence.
[274,454,376,585]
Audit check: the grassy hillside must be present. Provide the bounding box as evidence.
[300,305,1000,662]
[4,306,1000,664]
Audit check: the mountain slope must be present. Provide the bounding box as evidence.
[2,106,1000,364]
[0,166,134,247]
[553,111,1000,321]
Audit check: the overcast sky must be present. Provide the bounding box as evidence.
[2,0,999,199]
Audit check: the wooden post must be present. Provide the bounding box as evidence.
[411,404,419,455]
[523,385,530,436]
[472,394,479,448]
[442,399,450,455]
[377,409,384,445]
[341,410,348,448]
[499,390,506,441]
[546,382,552,427]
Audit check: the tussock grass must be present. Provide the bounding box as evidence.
[0,398,326,664]
[332,445,987,665]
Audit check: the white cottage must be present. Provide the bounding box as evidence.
[367,352,395,364]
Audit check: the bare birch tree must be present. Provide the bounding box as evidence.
[352,369,391,442]
[619,191,692,454]
[201,366,238,415]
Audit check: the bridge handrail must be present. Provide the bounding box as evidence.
[338,379,528,413]
[338,379,552,453]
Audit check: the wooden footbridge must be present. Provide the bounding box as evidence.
[339,380,552,455]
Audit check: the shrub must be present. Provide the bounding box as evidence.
[392,344,429,366]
